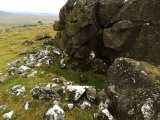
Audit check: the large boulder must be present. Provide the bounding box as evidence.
[54,0,160,65]
[105,57,160,120]
[54,0,125,59]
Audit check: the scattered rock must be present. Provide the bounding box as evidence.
[3,111,13,119]
[86,86,96,101]
[60,59,66,68]
[94,100,114,120]
[96,89,108,104]
[24,101,29,110]
[0,74,9,83]
[19,49,30,55]
[0,105,6,111]
[30,85,59,100]
[67,104,74,110]
[8,60,20,68]
[21,40,35,45]
[18,65,30,73]
[10,85,26,96]
[53,49,61,56]
[27,71,37,78]
[80,101,91,110]
[19,49,38,55]
[53,78,62,84]
[35,34,52,41]
[62,85,88,101]
[43,38,54,45]
[44,104,65,120]
[94,108,114,120]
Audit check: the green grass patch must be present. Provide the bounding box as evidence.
[0,24,106,119]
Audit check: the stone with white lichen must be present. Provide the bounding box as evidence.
[3,111,13,119]
[45,105,65,120]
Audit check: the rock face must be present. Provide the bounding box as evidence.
[105,57,160,120]
[54,0,160,65]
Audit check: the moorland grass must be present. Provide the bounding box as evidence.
[0,24,105,119]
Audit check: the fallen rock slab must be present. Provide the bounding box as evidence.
[30,85,59,100]
[62,85,88,101]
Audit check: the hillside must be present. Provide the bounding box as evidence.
[1,0,160,119]
[0,11,59,28]
[0,11,25,17]
[0,24,105,119]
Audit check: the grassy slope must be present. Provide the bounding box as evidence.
[0,24,105,120]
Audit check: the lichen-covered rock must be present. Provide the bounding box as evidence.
[44,104,65,120]
[96,89,108,104]
[54,0,160,65]
[24,101,29,110]
[94,101,114,120]
[106,57,155,89]
[0,105,6,111]
[62,85,88,101]
[105,57,160,119]
[54,0,102,58]
[3,111,13,119]
[80,101,91,110]
[86,86,97,101]
[35,34,52,41]
[30,85,59,100]
[10,85,26,96]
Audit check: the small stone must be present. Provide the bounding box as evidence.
[67,104,74,109]
[0,105,6,111]
[24,101,29,110]
[80,101,91,109]
[27,71,37,78]
[30,85,59,99]
[60,59,66,68]
[86,86,96,101]
[52,84,58,88]
[0,74,8,83]
[19,65,30,73]
[10,85,26,96]
[62,85,89,101]
[3,111,13,119]
[96,89,108,104]
[45,105,65,120]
